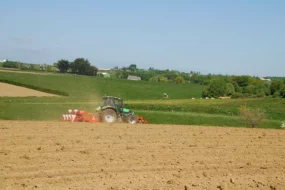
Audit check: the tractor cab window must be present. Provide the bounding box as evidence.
[114,99,120,105]
[101,98,114,107]
[114,99,122,111]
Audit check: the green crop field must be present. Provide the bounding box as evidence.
[0,71,284,129]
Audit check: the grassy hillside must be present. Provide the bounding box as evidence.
[0,71,284,129]
[0,72,203,100]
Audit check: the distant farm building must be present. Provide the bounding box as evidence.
[127,75,141,81]
[0,59,7,63]
[98,68,112,72]
[97,68,112,78]
[97,72,110,78]
[259,77,271,82]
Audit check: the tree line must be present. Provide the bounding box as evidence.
[2,61,21,69]
[202,75,285,99]
[113,64,285,98]
[1,60,54,72]
[1,58,98,77]
[54,58,98,76]
[114,64,199,84]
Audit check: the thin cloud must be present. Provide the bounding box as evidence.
[14,47,46,54]
[12,37,33,44]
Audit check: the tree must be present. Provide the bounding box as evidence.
[225,83,235,96]
[272,91,280,98]
[280,86,285,98]
[55,59,70,73]
[70,58,90,74]
[232,92,243,99]
[15,62,21,69]
[244,85,256,95]
[30,64,36,70]
[69,58,98,76]
[149,75,168,82]
[190,73,212,85]
[174,76,185,84]
[270,80,284,95]
[270,80,279,95]
[137,70,155,81]
[159,76,168,83]
[180,72,191,81]
[230,81,242,93]
[232,76,252,87]
[202,88,209,98]
[165,71,178,81]
[128,64,137,71]
[149,76,159,82]
[256,91,265,98]
[3,61,17,68]
[46,65,53,72]
[203,79,226,98]
[116,70,128,79]
[85,65,98,76]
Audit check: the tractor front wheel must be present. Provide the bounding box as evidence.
[127,115,137,124]
[100,109,117,123]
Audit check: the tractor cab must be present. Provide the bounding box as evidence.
[100,96,132,114]
[101,96,123,113]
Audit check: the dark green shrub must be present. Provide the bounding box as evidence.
[281,88,285,98]
[243,93,250,98]
[256,92,265,98]
[239,105,265,128]
[3,62,17,68]
[232,92,243,99]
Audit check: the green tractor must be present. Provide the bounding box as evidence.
[96,96,137,124]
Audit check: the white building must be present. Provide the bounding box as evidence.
[0,59,7,63]
[127,75,141,81]
[98,68,112,71]
[260,77,271,82]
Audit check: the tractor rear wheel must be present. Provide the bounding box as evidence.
[127,115,137,124]
[100,109,117,123]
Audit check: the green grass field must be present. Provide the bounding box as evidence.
[0,71,284,129]
[0,72,203,100]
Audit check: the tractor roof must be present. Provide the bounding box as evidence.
[102,96,122,100]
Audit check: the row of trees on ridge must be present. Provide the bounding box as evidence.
[202,76,285,98]
[54,58,98,76]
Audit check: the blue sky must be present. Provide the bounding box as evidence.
[0,0,284,76]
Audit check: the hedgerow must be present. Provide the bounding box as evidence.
[125,103,238,116]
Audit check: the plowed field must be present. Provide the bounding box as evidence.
[0,82,57,97]
[0,121,284,190]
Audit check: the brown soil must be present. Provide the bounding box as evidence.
[0,82,57,97]
[0,121,284,190]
